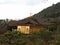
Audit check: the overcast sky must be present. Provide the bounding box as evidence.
[0,0,60,20]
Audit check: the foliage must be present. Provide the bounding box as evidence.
[0,24,60,45]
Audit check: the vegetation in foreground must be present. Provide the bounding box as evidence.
[0,25,60,45]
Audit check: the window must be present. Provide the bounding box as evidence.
[26,26,29,30]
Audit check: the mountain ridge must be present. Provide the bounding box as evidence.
[18,2,60,25]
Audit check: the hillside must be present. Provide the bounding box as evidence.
[33,2,60,24]
[18,2,60,26]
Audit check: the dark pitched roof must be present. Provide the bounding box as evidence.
[0,20,5,24]
[18,18,39,25]
[8,20,18,26]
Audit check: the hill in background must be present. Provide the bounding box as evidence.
[19,2,60,25]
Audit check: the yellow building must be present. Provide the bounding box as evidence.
[17,24,43,34]
[8,19,43,34]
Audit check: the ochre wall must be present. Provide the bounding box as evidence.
[17,26,30,34]
[17,25,43,34]
[30,25,43,33]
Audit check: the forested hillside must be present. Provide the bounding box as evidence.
[20,2,60,26]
